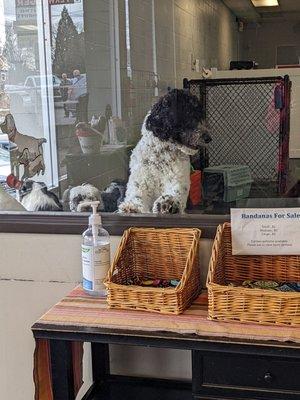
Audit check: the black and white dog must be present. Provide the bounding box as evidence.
[101,180,126,212]
[62,181,126,212]
[21,181,62,211]
[119,89,211,214]
[62,183,102,212]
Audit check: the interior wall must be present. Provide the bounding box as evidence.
[240,20,300,69]
[0,232,212,400]
[83,0,114,119]
[171,0,238,84]
[118,0,239,140]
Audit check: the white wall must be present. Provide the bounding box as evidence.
[118,0,239,141]
[0,232,212,399]
[240,20,300,69]
[83,0,116,118]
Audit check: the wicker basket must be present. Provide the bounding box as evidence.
[207,222,300,326]
[104,227,201,314]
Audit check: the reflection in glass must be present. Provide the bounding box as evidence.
[0,0,299,215]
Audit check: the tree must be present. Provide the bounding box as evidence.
[52,7,85,76]
[2,24,21,70]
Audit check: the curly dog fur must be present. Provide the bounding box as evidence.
[119,89,211,214]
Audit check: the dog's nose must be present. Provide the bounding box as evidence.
[202,132,212,143]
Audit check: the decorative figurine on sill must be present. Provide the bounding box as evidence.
[108,117,127,145]
[63,183,103,212]
[75,122,103,154]
[21,180,63,212]
[118,89,211,214]
[90,114,107,136]
[0,114,47,180]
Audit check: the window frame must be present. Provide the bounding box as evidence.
[0,1,231,239]
[0,212,229,239]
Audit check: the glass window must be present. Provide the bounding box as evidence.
[0,0,299,216]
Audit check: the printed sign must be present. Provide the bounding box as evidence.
[16,0,35,5]
[15,0,36,23]
[48,0,74,5]
[231,208,300,255]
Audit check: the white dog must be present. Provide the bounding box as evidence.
[119,89,211,214]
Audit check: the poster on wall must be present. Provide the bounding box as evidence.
[231,208,300,255]
[15,0,36,24]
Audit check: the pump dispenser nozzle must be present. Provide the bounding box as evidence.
[78,201,101,245]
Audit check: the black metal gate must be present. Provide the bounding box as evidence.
[184,76,291,196]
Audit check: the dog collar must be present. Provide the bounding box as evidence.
[174,142,199,156]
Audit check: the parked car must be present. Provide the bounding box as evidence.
[5,75,62,113]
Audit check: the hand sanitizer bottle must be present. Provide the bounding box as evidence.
[79,201,110,296]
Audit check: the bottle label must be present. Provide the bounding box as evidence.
[82,244,110,292]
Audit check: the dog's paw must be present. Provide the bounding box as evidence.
[152,195,180,214]
[118,201,141,214]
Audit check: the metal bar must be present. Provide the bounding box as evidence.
[187,76,285,86]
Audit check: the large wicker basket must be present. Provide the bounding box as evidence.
[207,223,300,325]
[104,227,201,314]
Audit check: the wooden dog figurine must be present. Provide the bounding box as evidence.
[0,114,47,180]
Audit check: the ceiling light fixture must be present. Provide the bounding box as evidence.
[251,0,279,6]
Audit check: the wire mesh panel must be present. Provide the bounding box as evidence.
[184,76,291,196]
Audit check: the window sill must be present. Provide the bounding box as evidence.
[0,212,229,239]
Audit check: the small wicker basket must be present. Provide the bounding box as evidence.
[104,227,201,314]
[207,223,300,326]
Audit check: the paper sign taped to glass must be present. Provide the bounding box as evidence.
[231,208,300,255]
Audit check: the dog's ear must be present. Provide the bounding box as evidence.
[146,89,203,142]
[5,114,16,132]
[40,186,48,195]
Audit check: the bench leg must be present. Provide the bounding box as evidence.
[91,342,110,383]
[49,339,75,400]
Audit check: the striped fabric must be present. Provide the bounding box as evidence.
[38,286,300,343]
[34,286,300,399]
